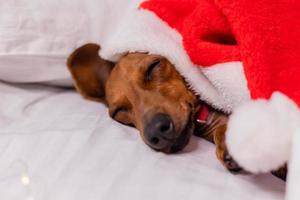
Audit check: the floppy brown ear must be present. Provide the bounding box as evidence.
[67,43,114,103]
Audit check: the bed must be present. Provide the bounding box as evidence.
[0,0,286,199]
[0,82,285,200]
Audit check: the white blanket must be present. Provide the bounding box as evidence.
[0,82,285,200]
[0,0,290,199]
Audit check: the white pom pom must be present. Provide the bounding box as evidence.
[226,92,300,173]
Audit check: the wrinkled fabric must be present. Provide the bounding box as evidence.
[0,83,285,200]
[0,0,108,85]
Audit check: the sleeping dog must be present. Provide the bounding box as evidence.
[67,43,287,178]
[67,43,240,173]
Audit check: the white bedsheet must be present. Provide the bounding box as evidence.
[0,82,285,200]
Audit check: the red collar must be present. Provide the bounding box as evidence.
[196,105,210,124]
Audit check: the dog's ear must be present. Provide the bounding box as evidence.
[67,43,114,103]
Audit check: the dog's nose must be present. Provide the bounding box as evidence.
[144,113,175,149]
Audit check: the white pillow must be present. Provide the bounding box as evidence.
[0,0,108,86]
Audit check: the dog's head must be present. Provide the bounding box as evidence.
[67,44,200,153]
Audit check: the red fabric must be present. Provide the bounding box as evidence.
[140,0,300,106]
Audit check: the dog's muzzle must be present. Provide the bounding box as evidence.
[144,113,176,150]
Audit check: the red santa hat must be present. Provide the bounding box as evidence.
[139,0,300,176]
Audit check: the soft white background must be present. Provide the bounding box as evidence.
[0,83,285,200]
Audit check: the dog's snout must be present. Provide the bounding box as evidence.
[144,113,175,150]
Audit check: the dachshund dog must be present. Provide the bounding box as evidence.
[67,43,287,178]
[67,43,240,173]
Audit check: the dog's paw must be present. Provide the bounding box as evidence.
[216,146,244,174]
[223,152,243,174]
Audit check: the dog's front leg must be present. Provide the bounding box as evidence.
[214,124,287,179]
[213,124,244,173]
[196,112,243,173]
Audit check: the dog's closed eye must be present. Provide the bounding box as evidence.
[111,106,135,127]
[145,59,161,82]
[111,107,128,118]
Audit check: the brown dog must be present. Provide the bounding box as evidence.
[67,43,241,173]
[67,44,288,179]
